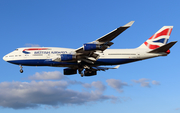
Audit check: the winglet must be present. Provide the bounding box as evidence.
[123,21,135,27]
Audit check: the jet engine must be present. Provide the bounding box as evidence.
[83,43,101,51]
[60,54,76,61]
[53,54,76,62]
[84,69,97,76]
[64,68,77,75]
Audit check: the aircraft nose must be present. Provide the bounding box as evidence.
[3,55,8,61]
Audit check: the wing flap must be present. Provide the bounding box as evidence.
[92,65,120,71]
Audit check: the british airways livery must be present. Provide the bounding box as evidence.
[3,21,177,77]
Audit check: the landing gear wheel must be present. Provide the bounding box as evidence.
[20,69,23,73]
[81,73,83,77]
[19,65,23,73]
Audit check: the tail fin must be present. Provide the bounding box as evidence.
[138,26,173,50]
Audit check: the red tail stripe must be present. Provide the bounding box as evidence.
[168,28,173,36]
[144,41,148,46]
[144,41,160,49]
[148,28,170,40]
[148,35,154,40]
[148,44,160,49]
[154,28,169,39]
[144,27,172,49]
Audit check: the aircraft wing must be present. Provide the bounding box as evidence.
[95,21,135,42]
[76,21,134,53]
[75,21,134,64]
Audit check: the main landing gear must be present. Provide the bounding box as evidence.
[78,68,84,77]
[19,65,23,73]
[78,65,91,77]
[81,73,83,77]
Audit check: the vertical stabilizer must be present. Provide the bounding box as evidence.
[138,26,173,50]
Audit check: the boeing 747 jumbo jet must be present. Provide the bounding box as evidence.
[3,21,177,77]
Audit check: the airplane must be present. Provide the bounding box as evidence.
[3,21,177,77]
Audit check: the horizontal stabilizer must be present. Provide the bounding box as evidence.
[148,41,177,53]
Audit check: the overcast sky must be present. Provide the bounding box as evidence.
[0,0,180,113]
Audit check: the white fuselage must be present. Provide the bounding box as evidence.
[3,47,166,67]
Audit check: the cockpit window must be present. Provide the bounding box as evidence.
[15,49,18,51]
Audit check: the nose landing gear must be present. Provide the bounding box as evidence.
[20,69,23,73]
[19,65,23,73]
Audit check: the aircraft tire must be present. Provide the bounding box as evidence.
[81,73,83,77]
[20,69,23,73]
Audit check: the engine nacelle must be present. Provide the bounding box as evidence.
[60,54,76,61]
[64,68,77,75]
[83,43,101,51]
[84,70,97,76]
